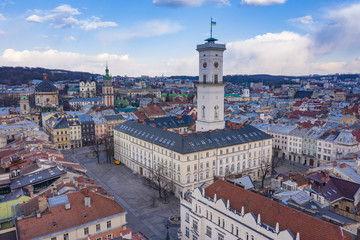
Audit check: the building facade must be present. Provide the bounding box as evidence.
[67,115,82,148]
[180,180,354,240]
[80,77,96,98]
[79,115,95,146]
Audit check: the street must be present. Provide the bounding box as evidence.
[63,147,180,240]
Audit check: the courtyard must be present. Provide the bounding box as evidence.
[62,147,180,240]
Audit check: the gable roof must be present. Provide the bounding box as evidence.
[16,191,125,240]
[205,180,353,240]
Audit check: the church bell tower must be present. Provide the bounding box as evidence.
[102,64,114,106]
[196,36,226,132]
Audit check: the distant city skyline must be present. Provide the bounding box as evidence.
[0,0,359,77]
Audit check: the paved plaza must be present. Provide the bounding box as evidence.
[63,147,180,240]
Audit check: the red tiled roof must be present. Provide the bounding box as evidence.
[17,191,125,240]
[352,131,360,142]
[293,101,303,107]
[205,180,353,240]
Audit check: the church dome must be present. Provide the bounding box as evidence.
[35,81,57,93]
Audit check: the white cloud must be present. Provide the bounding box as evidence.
[102,20,183,41]
[0,30,4,35]
[26,4,117,30]
[241,0,286,6]
[225,31,312,75]
[65,36,76,41]
[79,16,117,30]
[0,13,6,21]
[26,14,44,23]
[311,3,360,55]
[289,15,313,25]
[0,0,14,8]
[153,0,230,8]
[0,48,132,75]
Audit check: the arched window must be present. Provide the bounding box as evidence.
[214,105,219,119]
[202,105,205,118]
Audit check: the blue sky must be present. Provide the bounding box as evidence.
[0,0,359,76]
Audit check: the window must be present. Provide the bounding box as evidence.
[187,176,190,183]
[186,212,190,222]
[206,226,212,237]
[214,74,218,84]
[63,233,69,240]
[185,227,190,237]
[218,233,224,240]
[107,220,111,229]
[193,220,198,232]
[84,227,89,235]
[203,74,207,83]
[96,224,100,232]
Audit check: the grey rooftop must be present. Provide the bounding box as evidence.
[114,119,272,154]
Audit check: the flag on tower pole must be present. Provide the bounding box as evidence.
[210,18,216,38]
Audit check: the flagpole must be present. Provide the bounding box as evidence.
[210,17,213,39]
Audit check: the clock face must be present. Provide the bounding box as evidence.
[203,62,207,68]
[214,62,219,68]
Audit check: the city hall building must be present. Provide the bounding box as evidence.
[114,36,273,197]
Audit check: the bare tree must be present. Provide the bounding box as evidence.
[163,178,174,203]
[92,139,102,164]
[151,163,164,199]
[103,133,114,163]
[260,158,272,189]
[150,163,174,202]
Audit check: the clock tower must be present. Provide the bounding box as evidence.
[102,64,114,106]
[196,37,226,132]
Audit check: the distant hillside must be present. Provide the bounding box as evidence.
[0,66,95,86]
[1,66,358,87]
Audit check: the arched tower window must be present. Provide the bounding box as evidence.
[214,105,219,119]
[201,105,205,118]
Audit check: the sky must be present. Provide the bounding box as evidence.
[0,0,360,77]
